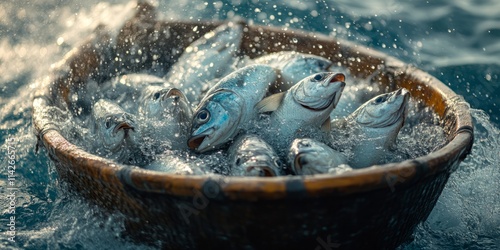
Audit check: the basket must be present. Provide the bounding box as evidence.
[32,2,473,249]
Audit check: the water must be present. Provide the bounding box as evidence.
[1,0,499,249]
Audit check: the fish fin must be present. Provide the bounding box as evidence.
[255,92,286,113]
[321,117,331,132]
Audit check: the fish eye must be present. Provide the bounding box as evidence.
[105,117,112,129]
[196,109,210,123]
[373,96,386,104]
[153,92,161,100]
[313,74,323,81]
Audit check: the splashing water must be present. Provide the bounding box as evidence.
[404,109,500,249]
[1,0,499,249]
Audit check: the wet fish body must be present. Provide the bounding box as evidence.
[188,64,278,152]
[89,99,145,165]
[228,135,282,177]
[165,22,244,102]
[288,138,350,175]
[84,73,168,113]
[256,72,346,145]
[138,85,193,152]
[137,85,192,120]
[342,88,410,168]
[87,74,194,153]
[252,51,334,93]
[331,82,382,119]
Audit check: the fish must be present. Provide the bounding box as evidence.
[228,135,282,177]
[288,138,351,175]
[144,153,207,175]
[330,82,382,120]
[339,88,410,168]
[138,85,192,120]
[137,86,193,152]
[256,72,346,146]
[88,74,194,153]
[89,99,145,165]
[188,64,278,153]
[98,73,167,112]
[76,73,168,115]
[165,22,244,102]
[251,51,334,93]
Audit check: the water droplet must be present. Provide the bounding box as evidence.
[56,37,64,46]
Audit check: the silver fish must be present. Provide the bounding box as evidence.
[188,64,278,152]
[288,138,350,175]
[252,51,334,93]
[90,99,143,164]
[165,22,244,102]
[99,73,167,112]
[343,88,410,168]
[138,86,193,151]
[70,73,165,114]
[144,153,207,175]
[256,72,346,142]
[138,85,192,120]
[228,135,282,177]
[330,82,382,120]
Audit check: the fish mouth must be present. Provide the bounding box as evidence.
[163,88,187,102]
[187,128,215,152]
[188,134,207,150]
[246,166,277,177]
[159,88,192,120]
[299,73,346,111]
[113,122,134,134]
[363,89,410,128]
[330,73,345,84]
[390,88,410,116]
[397,88,410,102]
[396,89,410,122]
[293,153,306,174]
[293,152,323,175]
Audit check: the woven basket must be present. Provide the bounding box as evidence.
[32,2,473,249]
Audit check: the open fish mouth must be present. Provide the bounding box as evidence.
[328,73,345,85]
[113,122,134,134]
[299,73,346,111]
[164,88,187,102]
[246,166,277,177]
[187,128,215,151]
[188,135,207,150]
[293,153,306,173]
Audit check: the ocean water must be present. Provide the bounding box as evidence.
[1,0,499,249]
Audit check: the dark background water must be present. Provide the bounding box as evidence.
[1,0,499,249]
